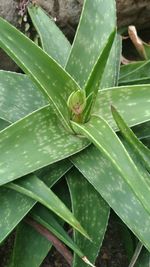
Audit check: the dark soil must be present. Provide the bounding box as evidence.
[0,233,15,267]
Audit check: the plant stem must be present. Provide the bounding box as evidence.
[25,217,73,266]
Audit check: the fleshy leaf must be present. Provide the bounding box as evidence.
[0,117,10,130]
[67,168,110,267]
[28,5,71,67]
[71,116,150,224]
[85,31,116,97]
[1,73,149,133]
[112,106,150,172]
[71,144,150,252]
[10,221,52,267]
[94,85,150,130]
[6,174,89,239]
[0,160,72,243]
[132,121,150,141]
[10,185,93,267]
[100,34,122,89]
[66,0,116,88]
[7,161,72,267]
[0,71,47,122]
[31,205,85,259]
[0,17,81,131]
[83,31,116,120]
[0,105,89,186]
[119,61,150,85]
[0,187,34,243]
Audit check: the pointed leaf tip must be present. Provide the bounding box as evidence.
[82,256,96,267]
[111,104,116,113]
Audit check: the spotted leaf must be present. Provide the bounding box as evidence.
[0,17,81,131]
[28,5,71,67]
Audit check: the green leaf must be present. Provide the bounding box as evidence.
[31,205,85,259]
[85,31,116,97]
[0,17,81,131]
[11,187,94,267]
[119,61,150,85]
[67,168,110,267]
[28,5,71,67]
[8,162,72,267]
[100,34,122,89]
[71,116,150,234]
[0,71,47,122]
[66,0,116,88]
[1,74,149,134]
[112,106,150,172]
[0,118,10,130]
[36,159,72,188]
[0,106,89,186]
[71,145,150,252]
[83,31,116,121]
[132,121,150,141]
[0,187,35,243]
[0,160,72,243]
[10,221,52,267]
[94,85,150,130]
[6,174,89,239]
[120,61,145,79]
[134,248,150,267]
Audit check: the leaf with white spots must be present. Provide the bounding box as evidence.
[6,174,89,239]
[0,17,81,131]
[67,168,110,267]
[10,204,64,267]
[94,85,150,130]
[71,116,150,228]
[0,160,72,243]
[28,5,71,67]
[83,31,116,121]
[100,34,122,89]
[11,202,92,267]
[0,71,47,122]
[66,0,116,88]
[26,10,119,265]
[112,106,150,172]
[66,27,121,266]
[119,60,150,85]
[1,73,149,133]
[0,187,35,243]
[0,105,89,186]
[84,30,115,97]
[3,161,71,267]
[71,144,150,252]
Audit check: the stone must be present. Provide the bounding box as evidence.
[0,0,18,71]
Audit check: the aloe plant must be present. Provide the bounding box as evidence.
[0,1,150,267]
